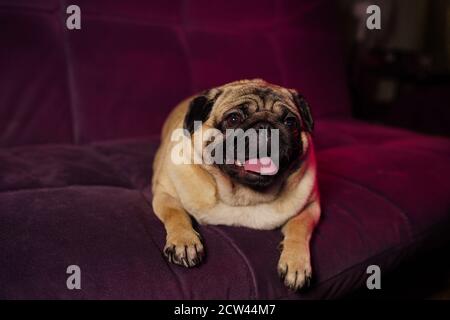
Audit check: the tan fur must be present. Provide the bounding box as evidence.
[152,79,320,290]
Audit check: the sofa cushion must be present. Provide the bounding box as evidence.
[0,139,159,193]
[0,120,449,299]
[0,0,350,146]
[0,3,73,147]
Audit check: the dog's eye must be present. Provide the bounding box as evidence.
[224,112,243,127]
[284,116,297,128]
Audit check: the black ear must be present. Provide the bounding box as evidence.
[184,90,220,134]
[292,92,314,133]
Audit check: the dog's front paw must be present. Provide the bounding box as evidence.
[163,230,205,268]
[277,243,312,291]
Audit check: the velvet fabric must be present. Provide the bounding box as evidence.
[0,0,350,146]
[0,0,449,299]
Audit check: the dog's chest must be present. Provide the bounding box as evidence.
[188,201,298,230]
[181,159,316,230]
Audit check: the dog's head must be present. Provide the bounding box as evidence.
[183,79,314,192]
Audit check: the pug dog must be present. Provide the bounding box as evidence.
[152,79,320,291]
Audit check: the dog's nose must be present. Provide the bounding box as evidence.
[253,122,273,150]
[253,122,273,130]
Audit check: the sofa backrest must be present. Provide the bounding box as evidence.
[0,0,351,147]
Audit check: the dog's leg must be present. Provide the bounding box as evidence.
[278,200,320,291]
[153,192,204,267]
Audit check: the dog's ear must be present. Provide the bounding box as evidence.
[184,89,221,134]
[291,90,314,133]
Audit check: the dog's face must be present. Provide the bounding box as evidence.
[184,79,314,192]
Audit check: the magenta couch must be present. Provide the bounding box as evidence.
[0,0,449,299]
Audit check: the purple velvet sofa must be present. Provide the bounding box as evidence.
[0,0,449,299]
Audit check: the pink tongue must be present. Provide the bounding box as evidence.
[244,157,278,176]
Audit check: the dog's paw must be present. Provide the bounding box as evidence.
[163,230,205,268]
[277,245,312,291]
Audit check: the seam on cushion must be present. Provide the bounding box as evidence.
[382,140,450,158]
[317,138,415,152]
[312,219,347,264]
[208,226,259,299]
[85,145,139,188]
[317,139,450,156]
[265,0,286,86]
[266,33,286,87]
[315,136,411,152]
[0,144,141,191]
[138,191,186,298]
[319,170,414,241]
[0,184,135,195]
[275,220,450,299]
[382,136,450,145]
[177,0,195,93]
[0,5,58,14]
[89,136,161,146]
[315,142,388,153]
[59,0,80,144]
[0,137,159,150]
[327,203,370,249]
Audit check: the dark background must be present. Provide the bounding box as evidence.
[340,2,450,298]
[338,0,450,137]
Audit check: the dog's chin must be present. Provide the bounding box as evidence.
[219,163,281,192]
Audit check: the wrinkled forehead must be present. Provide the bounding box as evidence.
[213,84,299,117]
